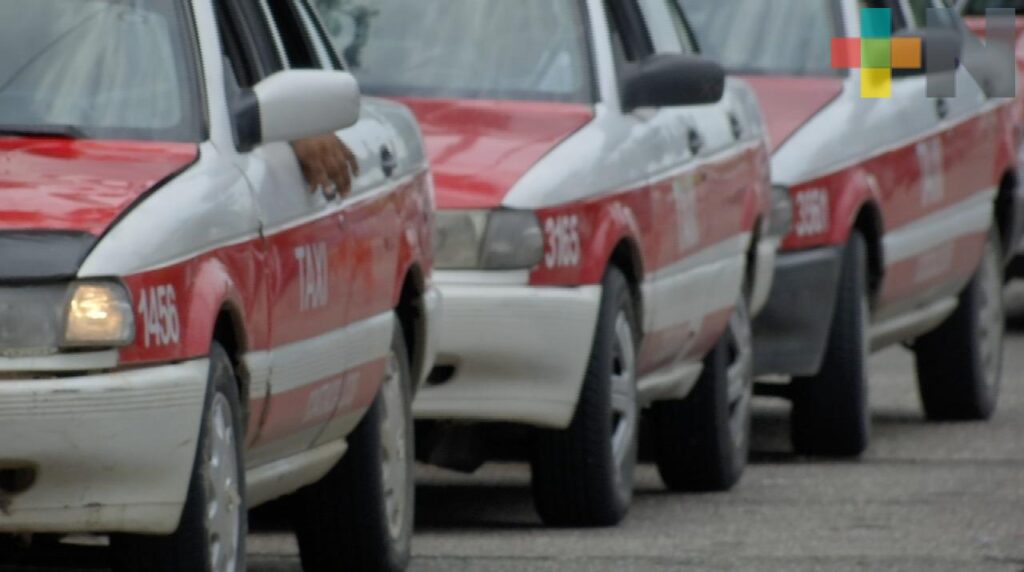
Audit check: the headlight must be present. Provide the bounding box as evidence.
[434,210,544,270]
[63,282,135,347]
[768,185,793,239]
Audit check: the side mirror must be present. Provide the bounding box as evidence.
[622,54,725,111]
[236,69,361,149]
[892,28,963,78]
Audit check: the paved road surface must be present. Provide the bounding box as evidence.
[6,295,1024,571]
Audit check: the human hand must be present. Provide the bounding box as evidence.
[291,135,360,200]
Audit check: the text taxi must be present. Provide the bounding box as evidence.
[0,1,437,570]
[317,0,782,526]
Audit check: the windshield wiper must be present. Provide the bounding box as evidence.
[0,124,86,139]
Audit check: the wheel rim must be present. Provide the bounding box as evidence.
[976,244,1004,394]
[204,394,241,572]
[379,351,409,541]
[610,311,638,499]
[725,302,754,455]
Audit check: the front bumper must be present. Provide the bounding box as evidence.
[413,279,601,429]
[752,246,842,377]
[0,359,209,534]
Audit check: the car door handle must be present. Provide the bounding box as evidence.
[728,113,743,141]
[687,129,705,156]
[380,145,397,178]
[935,98,949,121]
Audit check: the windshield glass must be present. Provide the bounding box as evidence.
[681,0,841,76]
[313,0,594,103]
[0,0,202,142]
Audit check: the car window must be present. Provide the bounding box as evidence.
[606,0,655,62]
[666,0,699,54]
[263,0,321,69]
[681,0,840,76]
[0,0,202,142]
[313,0,594,103]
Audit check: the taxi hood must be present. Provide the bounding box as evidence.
[741,76,844,152]
[393,98,594,209]
[0,138,198,280]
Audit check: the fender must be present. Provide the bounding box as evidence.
[530,195,645,287]
[181,258,250,359]
[118,254,260,366]
[784,166,882,251]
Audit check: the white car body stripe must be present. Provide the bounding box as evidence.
[884,189,997,264]
[264,311,393,396]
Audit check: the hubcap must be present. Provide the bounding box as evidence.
[204,394,241,572]
[609,311,638,499]
[725,302,754,455]
[379,351,409,541]
[977,244,1004,394]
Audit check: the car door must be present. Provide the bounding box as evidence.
[634,0,748,367]
[214,0,387,466]
[868,0,997,320]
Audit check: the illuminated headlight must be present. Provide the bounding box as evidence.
[435,210,544,270]
[768,185,793,239]
[63,282,135,347]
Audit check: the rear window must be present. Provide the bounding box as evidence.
[314,0,595,103]
[680,0,842,76]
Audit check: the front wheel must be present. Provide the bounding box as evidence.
[111,343,247,572]
[531,267,639,527]
[651,295,753,492]
[292,320,415,572]
[790,232,871,457]
[914,230,1004,420]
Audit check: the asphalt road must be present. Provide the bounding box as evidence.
[5,293,1024,571]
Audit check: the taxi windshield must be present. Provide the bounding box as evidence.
[314,0,594,103]
[681,0,842,76]
[0,0,202,142]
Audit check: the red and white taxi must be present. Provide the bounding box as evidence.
[961,0,1024,276]
[686,0,1019,456]
[0,1,436,570]
[317,0,779,526]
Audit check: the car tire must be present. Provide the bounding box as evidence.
[914,230,1004,421]
[531,267,639,527]
[111,342,247,572]
[651,294,753,492]
[292,320,415,572]
[790,232,871,457]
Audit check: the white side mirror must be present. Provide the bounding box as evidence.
[248,69,361,147]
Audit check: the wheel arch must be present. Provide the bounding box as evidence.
[211,302,251,432]
[851,201,885,297]
[395,263,427,388]
[606,235,645,336]
[994,169,1018,260]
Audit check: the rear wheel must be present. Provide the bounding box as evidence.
[651,295,753,491]
[293,320,414,572]
[531,267,638,527]
[914,231,1004,420]
[112,343,247,572]
[790,232,871,457]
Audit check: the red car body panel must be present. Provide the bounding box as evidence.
[742,76,844,151]
[0,138,197,235]
[394,97,594,209]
